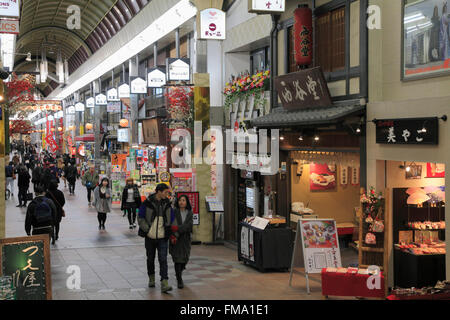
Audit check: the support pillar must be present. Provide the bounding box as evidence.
[129,56,139,146]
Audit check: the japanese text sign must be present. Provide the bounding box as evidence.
[274,67,332,110]
[375,117,439,145]
[176,192,200,226]
[0,235,52,300]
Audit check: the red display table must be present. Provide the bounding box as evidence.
[321,269,385,299]
[387,292,450,300]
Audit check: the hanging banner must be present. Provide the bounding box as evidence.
[147,68,166,88]
[294,6,313,66]
[95,93,107,106]
[340,165,348,186]
[130,76,147,94]
[118,83,130,98]
[166,58,190,81]
[86,97,95,108]
[199,8,226,40]
[45,135,58,153]
[107,88,119,101]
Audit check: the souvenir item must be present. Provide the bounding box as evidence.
[365,232,376,245]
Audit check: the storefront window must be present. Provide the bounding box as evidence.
[250,47,269,74]
[315,6,346,72]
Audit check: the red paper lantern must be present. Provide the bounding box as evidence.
[86,123,93,131]
[294,6,313,66]
[120,119,129,128]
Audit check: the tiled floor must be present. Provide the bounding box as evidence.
[5,178,359,300]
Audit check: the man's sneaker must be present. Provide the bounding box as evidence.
[161,279,172,293]
[148,275,155,288]
[129,225,133,230]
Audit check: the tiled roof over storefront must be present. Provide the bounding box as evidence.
[249,100,365,128]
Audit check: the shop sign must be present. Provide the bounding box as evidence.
[248,0,285,13]
[86,97,95,108]
[374,117,439,145]
[0,235,52,300]
[130,76,147,94]
[166,58,190,82]
[147,68,166,88]
[107,101,121,113]
[78,144,85,157]
[74,102,85,112]
[199,8,226,40]
[95,93,107,106]
[274,67,332,110]
[107,88,119,101]
[66,105,75,114]
[118,83,130,98]
[0,18,18,34]
[117,128,129,143]
[0,0,20,18]
[142,118,165,145]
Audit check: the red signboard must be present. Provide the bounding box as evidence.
[176,192,199,215]
[45,135,58,153]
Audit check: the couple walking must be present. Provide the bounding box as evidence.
[138,183,193,293]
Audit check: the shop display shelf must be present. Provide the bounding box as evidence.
[360,246,384,253]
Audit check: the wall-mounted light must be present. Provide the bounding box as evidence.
[298,135,303,141]
[356,127,361,133]
[280,136,285,141]
[314,135,320,141]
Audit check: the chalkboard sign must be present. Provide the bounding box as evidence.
[0,235,52,300]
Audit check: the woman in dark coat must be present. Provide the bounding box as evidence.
[46,180,66,244]
[169,195,193,289]
[121,178,142,229]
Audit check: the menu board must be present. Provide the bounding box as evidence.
[0,235,52,300]
[206,196,224,212]
[176,192,200,225]
[299,219,342,274]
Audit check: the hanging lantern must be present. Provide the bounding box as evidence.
[120,118,129,128]
[51,127,55,132]
[58,127,63,132]
[85,123,93,131]
[294,6,313,66]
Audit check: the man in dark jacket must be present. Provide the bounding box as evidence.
[32,163,44,190]
[65,162,78,195]
[138,183,173,293]
[46,181,65,242]
[17,165,31,208]
[25,185,57,244]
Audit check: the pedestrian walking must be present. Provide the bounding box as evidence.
[82,167,99,206]
[25,184,57,245]
[169,195,193,289]
[5,161,15,197]
[93,177,112,230]
[17,165,31,208]
[138,183,173,293]
[121,178,142,229]
[32,162,44,191]
[46,181,66,242]
[65,162,78,195]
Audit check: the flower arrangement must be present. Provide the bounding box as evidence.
[165,86,194,125]
[223,70,270,112]
[360,187,384,217]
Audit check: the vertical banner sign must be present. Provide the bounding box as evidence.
[199,8,226,40]
[294,7,313,66]
[0,235,52,300]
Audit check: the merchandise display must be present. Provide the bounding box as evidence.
[0,276,16,300]
[408,221,445,230]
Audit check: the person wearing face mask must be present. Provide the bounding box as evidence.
[93,177,112,230]
[121,178,142,229]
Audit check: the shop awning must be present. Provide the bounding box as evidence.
[248,99,365,128]
[74,134,95,142]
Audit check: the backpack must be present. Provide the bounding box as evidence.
[33,198,53,225]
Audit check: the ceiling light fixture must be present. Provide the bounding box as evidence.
[314,135,320,141]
